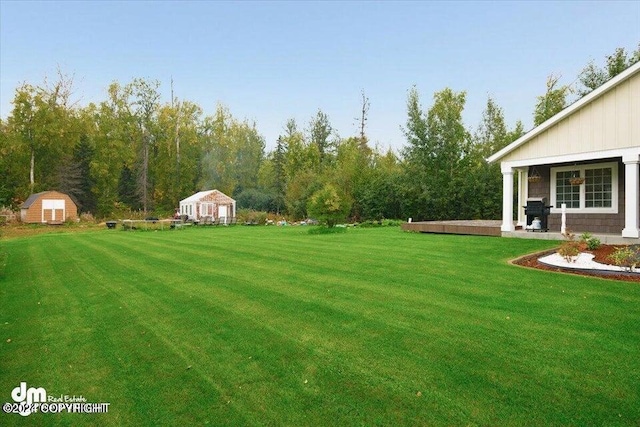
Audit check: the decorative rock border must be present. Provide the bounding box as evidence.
[539,252,637,274]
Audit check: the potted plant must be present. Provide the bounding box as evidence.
[568,169,584,185]
[569,176,585,185]
[528,167,542,183]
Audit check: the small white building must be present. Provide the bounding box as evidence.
[179,190,236,223]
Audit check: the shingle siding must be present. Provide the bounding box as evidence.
[526,160,626,234]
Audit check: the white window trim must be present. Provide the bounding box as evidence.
[550,161,618,214]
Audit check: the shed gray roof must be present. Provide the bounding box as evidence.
[21,192,48,208]
[20,191,74,209]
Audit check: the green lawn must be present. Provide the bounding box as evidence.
[1,226,639,426]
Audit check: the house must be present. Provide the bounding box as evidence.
[488,62,640,239]
[20,191,78,224]
[179,190,236,223]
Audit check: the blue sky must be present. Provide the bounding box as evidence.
[1,1,638,152]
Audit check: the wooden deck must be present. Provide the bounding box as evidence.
[402,221,634,244]
[401,220,503,237]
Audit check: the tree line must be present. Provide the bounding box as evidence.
[1,45,637,222]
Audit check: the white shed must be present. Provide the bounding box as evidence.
[179,190,236,223]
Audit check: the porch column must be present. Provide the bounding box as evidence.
[622,155,640,238]
[501,165,515,232]
[516,168,528,227]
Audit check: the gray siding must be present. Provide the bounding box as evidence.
[526,159,625,234]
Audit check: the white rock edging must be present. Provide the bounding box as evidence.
[538,252,636,273]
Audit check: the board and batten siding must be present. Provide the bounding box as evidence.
[500,74,640,163]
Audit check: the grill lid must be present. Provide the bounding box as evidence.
[526,197,547,204]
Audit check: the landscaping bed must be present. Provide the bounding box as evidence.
[513,244,640,282]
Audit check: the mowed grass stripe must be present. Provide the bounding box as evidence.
[60,229,640,422]
[40,229,640,422]
[69,232,470,422]
[59,233,414,424]
[2,234,251,426]
[81,229,536,366]
[2,227,639,425]
[124,228,535,315]
[1,236,136,426]
[5,234,508,424]
[57,234,263,425]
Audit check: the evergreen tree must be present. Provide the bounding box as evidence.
[71,134,97,213]
[118,165,139,210]
[273,137,286,214]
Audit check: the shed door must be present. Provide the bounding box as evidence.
[218,205,227,221]
[42,199,65,222]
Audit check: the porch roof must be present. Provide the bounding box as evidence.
[179,190,235,205]
[488,62,640,165]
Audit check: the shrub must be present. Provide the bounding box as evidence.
[358,219,403,228]
[79,212,97,223]
[0,207,17,225]
[111,205,148,220]
[607,246,640,272]
[580,232,601,251]
[237,209,269,225]
[558,230,580,263]
[307,184,351,228]
[585,237,601,251]
[558,241,580,262]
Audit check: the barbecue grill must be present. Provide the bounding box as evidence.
[524,197,553,232]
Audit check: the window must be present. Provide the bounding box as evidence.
[555,170,581,209]
[585,168,613,208]
[550,162,618,214]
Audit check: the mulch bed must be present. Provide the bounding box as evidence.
[512,244,640,283]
